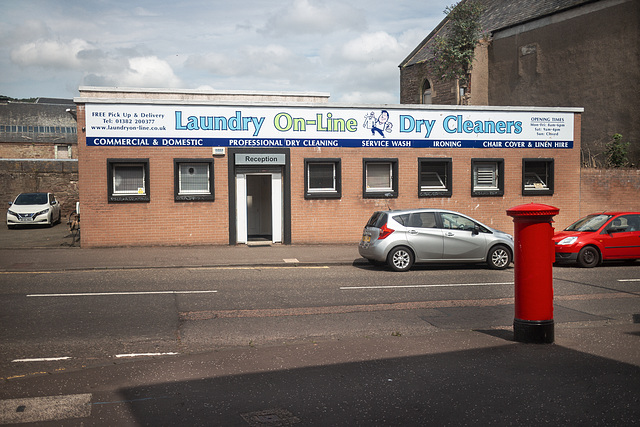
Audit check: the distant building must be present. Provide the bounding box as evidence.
[400,0,640,166]
[0,97,77,159]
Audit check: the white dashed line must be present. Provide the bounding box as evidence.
[340,282,514,290]
[115,352,179,358]
[12,357,72,363]
[26,290,217,297]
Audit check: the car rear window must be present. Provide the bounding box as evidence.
[366,212,387,228]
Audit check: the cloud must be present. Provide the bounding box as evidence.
[261,0,366,36]
[84,56,182,88]
[2,20,52,46]
[186,44,300,80]
[338,31,403,63]
[11,38,90,69]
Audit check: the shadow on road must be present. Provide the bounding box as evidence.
[117,343,640,425]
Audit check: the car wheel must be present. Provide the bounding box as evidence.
[387,246,414,272]
[487,245,511,270]
[577,246,600,268]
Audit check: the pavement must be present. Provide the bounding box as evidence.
[0,237,639,425]
[0,241,364,272]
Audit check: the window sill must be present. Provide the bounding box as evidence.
[175,194,215,202]
[305,191,341,200]
[471,189,504,197]
[364,191,397,199]
[109,194,150,203]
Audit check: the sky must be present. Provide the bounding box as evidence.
[0,0,452,104]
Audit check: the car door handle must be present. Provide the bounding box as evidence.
[445,232,455,237]
[408,230,418,235]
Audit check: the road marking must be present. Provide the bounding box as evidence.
[12,357,72,363]
[0,266,330,274]
[0,394,91,424]
[187,266,329,270]
[618,278,640,282]
[26,290,218,297]
[340,282,514,290]
[115,352,179,358]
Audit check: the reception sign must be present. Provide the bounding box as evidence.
[85,104,574,149]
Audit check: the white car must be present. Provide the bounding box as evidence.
[7,192,62,228]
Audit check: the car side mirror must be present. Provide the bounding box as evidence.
[472,225,480,235]
[607,225,624,234]
[8,202,12,206]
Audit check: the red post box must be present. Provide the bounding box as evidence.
[506,203,559,343]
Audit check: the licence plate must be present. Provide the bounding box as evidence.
[19,217,34,222]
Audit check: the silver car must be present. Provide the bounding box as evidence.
[358,209,514,272]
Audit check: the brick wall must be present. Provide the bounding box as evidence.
[569,168,640,229]
[289,142,582,244]
[0,142,76,159]
[0,159,78,217]
[400,62,456,105]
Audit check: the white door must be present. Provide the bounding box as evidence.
[236,172,282,244]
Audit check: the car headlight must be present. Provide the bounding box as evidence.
[34,208,50,217]
[557,236,578,245]
[7,209,18,217]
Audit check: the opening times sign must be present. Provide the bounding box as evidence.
[85,104,574,149]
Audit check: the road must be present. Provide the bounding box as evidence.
[2,261,639,381]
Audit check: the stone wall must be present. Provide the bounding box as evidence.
[0,159,79,217]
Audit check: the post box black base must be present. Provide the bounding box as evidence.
[514,319,554,343]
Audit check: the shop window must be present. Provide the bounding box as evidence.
[363,158,398,198]
[419,158,452,197]
[471,159,504,197]
[107,159,150,202]
[522,158,554,196]
[304,158,341,199]
[174,159,214,201]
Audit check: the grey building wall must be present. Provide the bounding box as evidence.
[488,0,639,166]
[0,99,78,159]
[400,0,639,166]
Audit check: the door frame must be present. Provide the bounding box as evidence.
[228,148,291,245]
[236,171,282,244]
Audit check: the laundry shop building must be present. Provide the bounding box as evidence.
[74,87,582,248]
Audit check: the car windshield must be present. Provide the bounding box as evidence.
[565,214,612,232]
[14,193,48,205]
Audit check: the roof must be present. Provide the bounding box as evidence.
[34,98,75,106]
[400,0,599,68]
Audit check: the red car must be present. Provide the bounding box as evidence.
[553,212,640,267]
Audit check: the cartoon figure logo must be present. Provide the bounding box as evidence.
[363,110,393,137]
